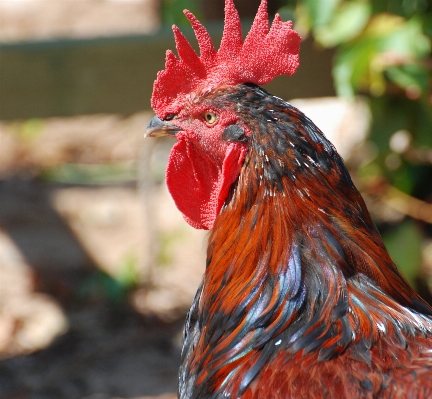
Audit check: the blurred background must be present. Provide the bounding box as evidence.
[0,0,431,398]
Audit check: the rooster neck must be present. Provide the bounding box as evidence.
[179,84,432,398]
[209,83,429,312]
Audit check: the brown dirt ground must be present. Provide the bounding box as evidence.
[0,112,207,398]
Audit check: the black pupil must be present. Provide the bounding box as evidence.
[206,113,212,121]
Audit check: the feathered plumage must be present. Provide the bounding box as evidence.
[146,1,432,398]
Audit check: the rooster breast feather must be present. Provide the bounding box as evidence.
[172,84,432,399]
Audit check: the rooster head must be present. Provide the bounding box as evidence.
[146,0,301,229]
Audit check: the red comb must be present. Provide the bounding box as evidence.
[151,0,301,118]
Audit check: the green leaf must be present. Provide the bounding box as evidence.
[416,100,432,147]
[315,1,371,47]
[333,38,377,96]
[357,160,383,179]
[386,64,429,95]
[333,14,431,97]
[391,164,415,194]
[305,0,342,27]
[422,14,432,37]
[115,253,140,290]
[78,270,127,303]
[333,60,356,97]
[383,220,423,287]
[161,0,202,27]
[381,17,430,58]
[277,5,296,24]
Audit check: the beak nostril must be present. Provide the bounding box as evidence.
[145,116,181,138]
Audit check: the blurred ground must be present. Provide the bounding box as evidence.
[0,112,206,399]
[0,1,198,398]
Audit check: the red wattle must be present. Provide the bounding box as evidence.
[166,136,246,230]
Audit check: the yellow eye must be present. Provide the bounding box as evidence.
[204,112,217,124]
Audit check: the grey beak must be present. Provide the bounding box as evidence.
[145,116,181,138]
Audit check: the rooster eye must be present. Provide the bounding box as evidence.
[204,112,217,124]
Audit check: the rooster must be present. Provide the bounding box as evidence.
[145,1,432,397]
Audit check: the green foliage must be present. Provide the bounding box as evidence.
[116,252,141,290]
[366,96,432,194]
[12,119,45,142]
[78,253,141,303]
[160,0,202,27]
[304,0,342,27]
[156,229,186,266]
[41,162,137,184]
[371,0,430,17]
[79,270,129,303]
[383,220,423,287]
[314,1,371,47]
[290,0,431,97]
